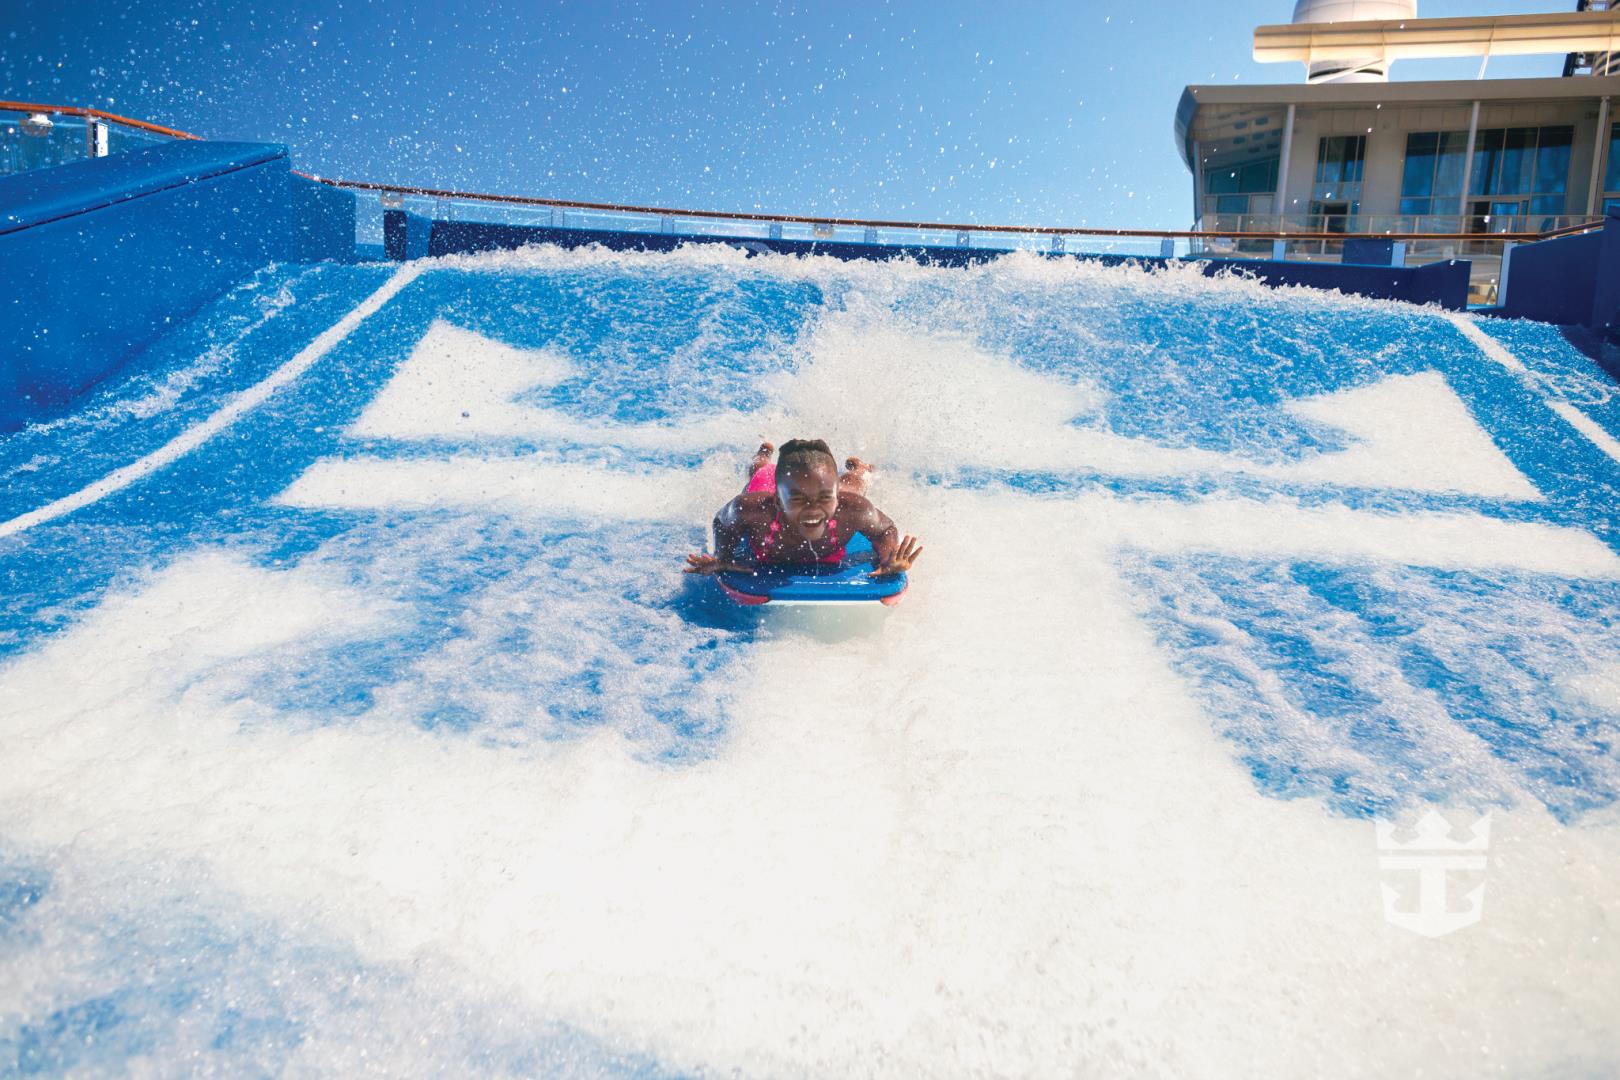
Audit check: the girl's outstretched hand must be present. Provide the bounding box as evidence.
[873,535,923,577]
[686,553,754,575]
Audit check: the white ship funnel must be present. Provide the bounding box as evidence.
[1291,0,1418,82]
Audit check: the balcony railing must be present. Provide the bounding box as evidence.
[0,100,198,177]
[4,97,1613,306]
[1193,211,1600,246]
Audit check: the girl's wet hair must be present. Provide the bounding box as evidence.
[776,438,837,478]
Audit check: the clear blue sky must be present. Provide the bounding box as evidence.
[1,0,1580,228]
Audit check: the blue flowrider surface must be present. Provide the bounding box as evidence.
[1,248,1618,1076]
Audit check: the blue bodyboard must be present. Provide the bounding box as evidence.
[713,532,909,606]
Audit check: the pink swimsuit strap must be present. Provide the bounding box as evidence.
[758,511,846,564]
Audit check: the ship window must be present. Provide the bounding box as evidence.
[1470,126,1571,198]
[1532,128,1572,197]
[1604,122,1620,195]
[1313,135,1365,193]
[1402,132,1436,202]
[1242,158,1277,191]
[1203,156,1277,195]
[1402,127,1570,217]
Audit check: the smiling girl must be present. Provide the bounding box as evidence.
[685,439,923,578]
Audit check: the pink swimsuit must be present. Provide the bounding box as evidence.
[745,463,777,493]
[755,511,847,565]
[745,464,847,565]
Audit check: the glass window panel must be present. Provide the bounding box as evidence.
[1402,132,1438,196]
[1400,196,1431,215]
[1499,127,1536,196]
[1468,129,1501,196]
[1207,169,1239,195]
[1216,194,1249,213]
[1529,194,1564,215]
[1607,124,1620,193]
[1533,126,1572,194]
[1436,131,1470,198]
[1318,135,1367,187]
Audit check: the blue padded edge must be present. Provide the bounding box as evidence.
[0,141,287,235]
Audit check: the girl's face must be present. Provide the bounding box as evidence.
[775,461,839,541]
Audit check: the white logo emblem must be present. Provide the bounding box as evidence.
[1375,810,1492,938]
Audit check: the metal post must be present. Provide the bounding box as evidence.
[1587,96,1611,216]
[956,230,971,248]
[1160,237,1176,258]
[768,222,783,240]
[85,119,108,159]
[1275,104,1296,225]
[1391,240,1407,267]
[863,226,878,244]
[1457,100,1482,218]
[1271,239,1288,261]
[1051,235,1065,253]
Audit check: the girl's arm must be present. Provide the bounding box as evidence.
[686,498,756,575]
[714,496,762,561]
[850,500,922,576]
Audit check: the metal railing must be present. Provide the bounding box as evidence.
[0,99,198,176]
[1194,211,1599,241]
[328,175,1615,271]
[3,97,1613,293]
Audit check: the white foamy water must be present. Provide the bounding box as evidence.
[2,245,1618,1077]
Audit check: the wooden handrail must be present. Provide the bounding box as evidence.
[313,176,1561,243]
[0,99,200,140]
[2,98,1607,245]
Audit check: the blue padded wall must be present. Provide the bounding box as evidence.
[1487,207,1620,331]
[1496,230,1603,326]
[383,209,433,260]
[292,176,358,263]
[0,142,357,432]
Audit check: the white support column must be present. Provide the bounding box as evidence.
[1498,241,1516,308]
[1587,96,1611,216]
[1192,139,1205,227]
[1457,100,1482,219]
[1275,104,1296,226]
